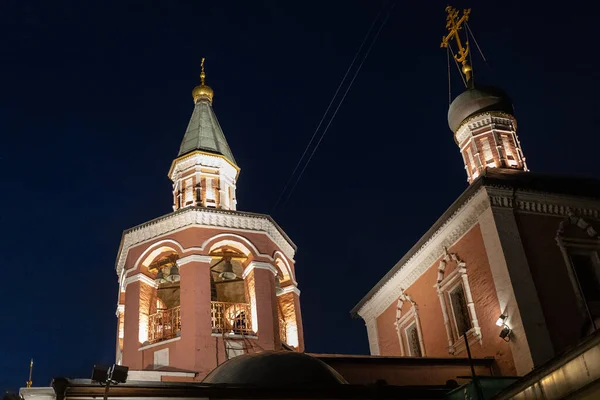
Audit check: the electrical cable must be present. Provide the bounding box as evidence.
[270,2,388,214]
[281,2,396,207]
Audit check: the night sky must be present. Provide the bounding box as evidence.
[2,0,600,392]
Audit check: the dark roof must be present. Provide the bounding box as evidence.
[311,353,495,367]
[202,351,347,387]
[351,168,600,317]
[51,378,452,399]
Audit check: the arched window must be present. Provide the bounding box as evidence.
[556,212,600,334]
[394,292,425,357]
[435,248,481,355]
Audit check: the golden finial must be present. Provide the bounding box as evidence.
[26,359,33,388]
[192,57,214,103]
[440,6,473,86]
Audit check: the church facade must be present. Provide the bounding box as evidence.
[352,69,600,377]
[114,63,303,379]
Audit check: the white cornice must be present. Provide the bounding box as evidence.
[177,254,213,265]
[138,336,181,351]
[169,152,238,181]
[242,261,278,278]
[277,285,301,296]
[455,113,516,145]
[357,188,490,321]
[116,304,125,316]
[123,273,157,291]
[357,182,600,322]
[115,207,296,276]
[487,187,600,218]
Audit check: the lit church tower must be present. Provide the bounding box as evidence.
[114,60,303,380]
[442,8,528,183]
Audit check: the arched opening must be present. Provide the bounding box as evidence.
[146,252,181,344]
[209,246,253,335]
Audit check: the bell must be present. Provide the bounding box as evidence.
[275,276,284,295]
[155,269,167,284]
[166,264,180,283]
[218,259,237,281]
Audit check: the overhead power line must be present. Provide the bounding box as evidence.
[271,1,395,213]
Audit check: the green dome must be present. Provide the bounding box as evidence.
[448,86,514,132]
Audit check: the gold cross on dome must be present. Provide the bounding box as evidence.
[440,6,472,84]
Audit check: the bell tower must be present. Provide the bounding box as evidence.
[442,7,528,183]
[114,61,303,380]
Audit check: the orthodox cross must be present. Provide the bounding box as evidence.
[440,6,472,85]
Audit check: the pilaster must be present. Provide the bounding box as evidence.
[178,255,214,377]
[485,204,555,369]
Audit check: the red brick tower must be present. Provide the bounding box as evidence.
[114,60,303,380]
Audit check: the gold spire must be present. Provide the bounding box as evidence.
[440,6,473,85]
[26,359,33,388]
[192,57,214,103]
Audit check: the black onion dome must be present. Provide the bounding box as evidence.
[202,351,347,387]
[448,85,514,133]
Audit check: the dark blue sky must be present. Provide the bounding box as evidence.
[2,0,600,392]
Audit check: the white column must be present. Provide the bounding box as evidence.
[364,316,380,355]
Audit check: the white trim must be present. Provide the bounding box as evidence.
[124,273,157,290]
[357,188,490,321]
[435,250,482,354]
[127,369,196,381]
[357,185,600,322]
[394,293,425,357]
[133,239,185,270]
[170,151,237,182]
[202,232,259,256]
[242,261,278,278]
[210,333,258,339]
[138,336,181,351]
[116,208,296,276]
[20,387,56,400]
[277,285,301,296]
[365,317,380,355]
[116,304,125,316]
[177,254,212,265]
[273,250,298,285]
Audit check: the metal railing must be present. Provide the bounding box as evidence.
[148,306,181,344]
[211,301,253,335]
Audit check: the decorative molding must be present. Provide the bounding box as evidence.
[435,249,482,355]
[177,254,213,265]
[138,336,181,351]
[394,292,425,357]
[455,112,516,145]
[357,188,490,321]
[115,304,125,316]
[277,285,301,297]
[357,173,600,324]
[488,188,600,218]
[169,151,238,181]
[557,212,599,239]
[365,317,380,356]
[116,207,296,276]
[123,273,157,291]
[242,261,278,278]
